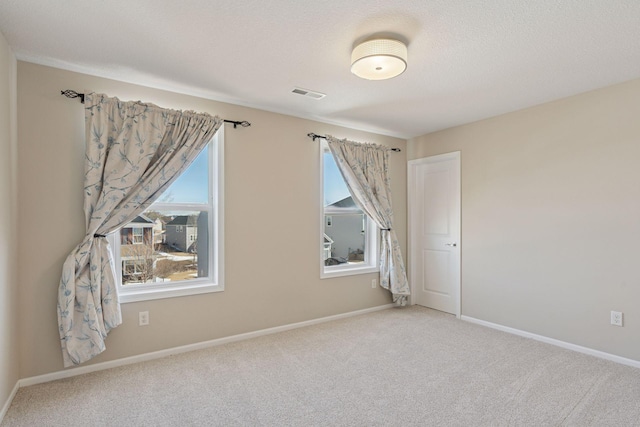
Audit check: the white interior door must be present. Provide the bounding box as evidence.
[408,152,460,316]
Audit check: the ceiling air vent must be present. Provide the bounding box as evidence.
[291,87,326,99]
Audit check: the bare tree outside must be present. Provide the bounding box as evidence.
[154,258,182,281]
[144,210,164,221]
[121,237,157,284]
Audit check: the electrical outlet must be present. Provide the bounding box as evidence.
[139,311,149,326]
[610,311,623,327]
[371,279,377,288]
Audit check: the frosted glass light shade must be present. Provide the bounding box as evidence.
[350,39,407,80]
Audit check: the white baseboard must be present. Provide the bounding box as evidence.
[461,315,640,369]
[0,381,19,424]
[20,304,395,388]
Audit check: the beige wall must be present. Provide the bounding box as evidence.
[408,78,640,361]
[16,62,407,378]
[0,31,19,409]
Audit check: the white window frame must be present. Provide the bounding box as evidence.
[110,128,225,303]
[320,141,378,279]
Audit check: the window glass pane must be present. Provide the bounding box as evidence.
[323,151,351,206]
[120,210,209,285]
[156,145,209,204]
[324,213,366,266]
[132,228,144,244]
[323,148,367,267]
[113,131,224,302]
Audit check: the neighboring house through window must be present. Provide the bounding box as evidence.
[119,215,156,284]
[321,141,378,278]
[109,129,225,302]
[166,215,199,253]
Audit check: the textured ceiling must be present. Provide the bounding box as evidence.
[1,0,640,138]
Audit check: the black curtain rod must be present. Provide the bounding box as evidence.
[307,132,401,152]
[60,90,251,128]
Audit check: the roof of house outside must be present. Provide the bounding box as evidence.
[330,196,356,208]
[124,214,154,226]
[166,215,199,226]
[325,196,362,214]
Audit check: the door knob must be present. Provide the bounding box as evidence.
[445,242,457,247]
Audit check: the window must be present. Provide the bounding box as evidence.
[320,141,378,278]
[132,227,144,244]
[110,128,224,302]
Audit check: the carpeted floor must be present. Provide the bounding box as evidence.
[3,306,640,426]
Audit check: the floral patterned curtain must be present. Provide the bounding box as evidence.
[58,93,222,366]
[326,135,410,305]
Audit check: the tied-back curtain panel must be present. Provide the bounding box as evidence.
[58,93,222,367]
[326,135,410,305]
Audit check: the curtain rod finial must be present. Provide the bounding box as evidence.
[60,89,84,103]
[223,120,251,128]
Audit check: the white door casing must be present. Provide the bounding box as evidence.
[408,152,460,316]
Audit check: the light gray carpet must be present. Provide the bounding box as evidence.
[4,306,640,426]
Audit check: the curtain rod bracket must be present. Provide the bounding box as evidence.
[307,132,401,152]
[307,132,324,141]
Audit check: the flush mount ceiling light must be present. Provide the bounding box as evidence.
[350,38,408,80]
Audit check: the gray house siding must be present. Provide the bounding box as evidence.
[324,213,365,260]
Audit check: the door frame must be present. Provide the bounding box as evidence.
[407,151,461,318]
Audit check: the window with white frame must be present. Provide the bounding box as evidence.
[321,141,378,278]
[110,128,224,302]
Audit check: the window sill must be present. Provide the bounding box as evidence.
[118,281,223,303]
[321,264,378,279]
